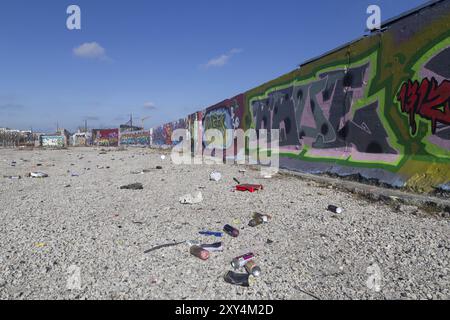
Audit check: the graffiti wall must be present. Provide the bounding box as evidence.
[93,129,119,147]
[152,1,450,192]
[152,119,187,147]
[41,135,65,148]
[119,130,151,146]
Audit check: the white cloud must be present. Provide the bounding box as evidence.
[203,48,243,68]
[73,42,111,61]
[143,102,157,110]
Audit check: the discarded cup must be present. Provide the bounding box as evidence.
[190,245,210,261]
[231,253,255,269]
[223,224,239,238]
[224,271,255,287]
[200,242,224,252]
[244,261,262,277]
[328,205,343,214]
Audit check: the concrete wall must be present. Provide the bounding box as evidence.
[151,1,450,193]
[119,130,151,146]
[92,129,119,147]
[41,135,65,148]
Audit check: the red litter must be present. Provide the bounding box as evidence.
[235,184,264,193]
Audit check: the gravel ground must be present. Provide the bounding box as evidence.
[0,147,448,300]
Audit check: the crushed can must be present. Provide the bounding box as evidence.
[235,184,264,193]
[231,253,255,269]
[224,271,256,287]
[244,261,262,277]
[249,213,272,227]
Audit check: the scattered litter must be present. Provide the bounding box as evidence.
[233,218,241,225]
[131,170,144,175]
[236,184,264,193]
[224,271,255,287]
[244,261,262,277]
[223,224,239,238]
[248,213,272,227]
[190,245,210,260]
[156,166,163,170]
[179,191,203,204]
[209,171,222,182]
[239,169,246,174]
[120,183,144,190]
[185,240,201,246]
[35,242,46,248]
[266,239,274,245]
[233,178,241,185]
[144,241,185,254]
[200,242,224,252]
[199,231,223,237]
[30,172,49,178]
[263,175,272,179]
[328,205,343,214]
[231,253,255,269]
[160,155,166,160]
[36,164,43,167]
[64,184,71,188]
[70,172,80,177]
[4,175,21,180]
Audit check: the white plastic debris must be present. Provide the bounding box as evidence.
[209,171,222,182]
[179,191,203,205]
[30,172,48,178]
[161,155,166,160]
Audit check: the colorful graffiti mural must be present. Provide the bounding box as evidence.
[119,131,151,146]
[202,95,244,151]
[151,1,450,192]
[41,135,65,148]
[152,119,187,146]
[93,129,119,147]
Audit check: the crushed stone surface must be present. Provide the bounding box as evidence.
[0,147,448,300]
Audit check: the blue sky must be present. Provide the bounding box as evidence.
[0,0,428,132]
